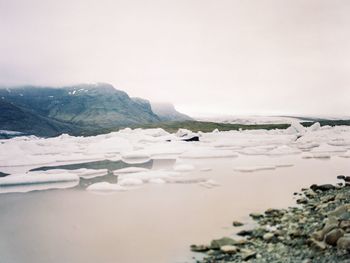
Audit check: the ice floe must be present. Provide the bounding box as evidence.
[87,182,127,192]
[198,179,221,189]
[180,149,238,159]
[0,173,79,186]
[121,151,151,164]
[118,178,144,186]
[173,164,195,172]
[113,167,150,174]
[234,166,276,172]
[71,168,108,179]
[268,145,301,155]
[311,144,347,153]
[0,172,80,194]
[285,121,306,135]
[1,124,350,193]
[339,151,350,158]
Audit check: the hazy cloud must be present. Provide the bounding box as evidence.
[1,0,350,116]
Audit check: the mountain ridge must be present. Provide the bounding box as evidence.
[0,83,190,137]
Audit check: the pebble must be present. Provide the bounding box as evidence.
[337,236,350,251]
[220,245,238,254]
[232,221,244,227]
[193,178,350,262]
[263,232,275,241]
[324,228,344,246]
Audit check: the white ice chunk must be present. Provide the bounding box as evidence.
[75,169,108,179]
[240,146,275,155]
[339,151,350,158]
[149,178,166,184]
[302,153,314,159]
[138,128,169,137]
[297,142,320,150]
[119,170,180,183]
[268,145,301,155]
[118,178,144,186]
[311,144,347,153]
[0,173,79,186]
[308,122,321,132]
[312,152,331,159]
[86,182,126,192]
[234,165,276,172]
[113,167,150,175]
[176,128,193,137]
[180,149,238,159]
[285,121,305,135]
[0,181,79,194]
[166,176,207,184]
[174,164,195,172]
[328,138,350,147]
[198,179,220,189]
[121,151,151,164]
[275,163,294,168]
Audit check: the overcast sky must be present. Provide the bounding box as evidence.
[1,0,350,116]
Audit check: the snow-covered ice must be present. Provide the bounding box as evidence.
[113,167,150,174]
[0,171,80,193]
[0,173,79,186]
[1,123,350,193]
[234,166,276,172]
[87,182,127,192]
[118,178,144,187]
[180,149,238,159]
[173,164,195,172]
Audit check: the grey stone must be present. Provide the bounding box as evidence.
[324,228,344,246]
[232,221,244,227]
[240,248,256,260]
[190,244,210,252]
[220,245,238,254]
[249,212,264,220]
[210,237,236,249]
[309,238,327,250]
[263,232,275,241]
[337,236,350,251]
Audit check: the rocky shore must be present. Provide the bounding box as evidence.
[191,176,350,262]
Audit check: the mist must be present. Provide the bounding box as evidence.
[1,0,350,116]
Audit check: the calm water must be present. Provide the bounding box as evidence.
[0,155,349,263]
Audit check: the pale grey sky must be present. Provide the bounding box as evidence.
[1,0,350,116]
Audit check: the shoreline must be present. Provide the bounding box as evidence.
[191,176,350,262]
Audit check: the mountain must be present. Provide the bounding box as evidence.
[0,83,170,136]
[0,99,80,137]
[150,102,192,122]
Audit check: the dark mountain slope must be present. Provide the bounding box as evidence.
[0,83,161,130]
[0,100,80,137]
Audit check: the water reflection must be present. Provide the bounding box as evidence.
[0,159,177,194]
[0,180,79,194]
[0,171,8,177]
[30,159,155,172]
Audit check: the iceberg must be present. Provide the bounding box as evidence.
[118,178,144,186]
[113,167,150,174]
[0,173,79,186]
[234,166,276,172]
[180,149,238,159]
[173,164,195,172]
[86,182,126,192]
[121,151,151,164]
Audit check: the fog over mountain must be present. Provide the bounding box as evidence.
[1,0,349,116]
[0,83,190,136]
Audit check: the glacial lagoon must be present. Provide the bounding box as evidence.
[0,124,350,263]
